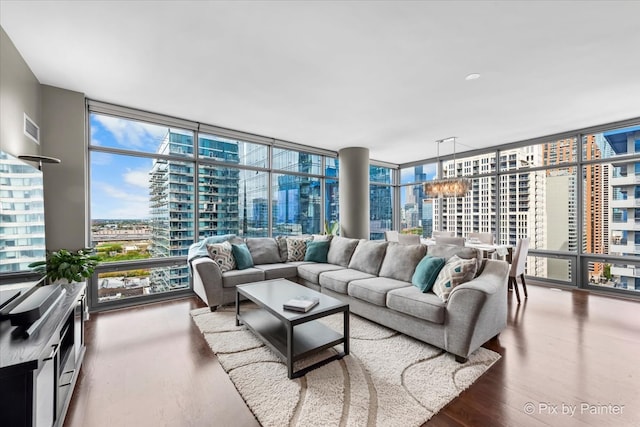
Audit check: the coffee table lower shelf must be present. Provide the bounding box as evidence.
[237,308,347,378]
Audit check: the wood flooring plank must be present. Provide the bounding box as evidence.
[62,285,640,427]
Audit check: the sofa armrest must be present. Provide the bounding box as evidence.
[191,257,223,309]
[444,259,509,359]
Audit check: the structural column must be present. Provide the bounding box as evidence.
[338,147,369,239]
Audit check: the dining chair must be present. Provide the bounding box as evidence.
[397,234,420,245]
[384,230,399,242]
[432,231,455,238]
[468,232,494,244]
[509,237,530,304]
[435,236,465,246]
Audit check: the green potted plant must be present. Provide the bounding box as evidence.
[29,248,100,284]
[324,220,340,236]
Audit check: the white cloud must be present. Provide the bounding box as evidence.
[123,169,150,189]
[99,182,147,203]
[94,115,169,150]
[92,182,150,219]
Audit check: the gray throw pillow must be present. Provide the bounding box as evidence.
[326,236,360,267]
[275,236,288,262]
[378,243,427,282]
[245,238,282,265]
[348,240,388,275]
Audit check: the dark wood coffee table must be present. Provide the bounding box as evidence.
[235,279,349,379]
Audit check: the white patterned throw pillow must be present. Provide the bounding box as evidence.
[206,241,236,272]
[286,237,311,262]
[432,255,477,301]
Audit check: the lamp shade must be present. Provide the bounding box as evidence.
[424,178,471,198]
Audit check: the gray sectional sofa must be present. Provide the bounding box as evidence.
[189,235,509,362]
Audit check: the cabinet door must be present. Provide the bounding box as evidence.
[74,294,85,362]
[35,345,58,427]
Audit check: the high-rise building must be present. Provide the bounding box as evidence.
[272,151,321,235]
[602,127,640,290]
[0,150,46,273]
[149,131,240,291]
[370,166,392,240]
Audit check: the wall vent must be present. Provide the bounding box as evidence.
[24,113,40,144]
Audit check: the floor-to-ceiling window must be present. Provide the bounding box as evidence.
[88,104,338,308]
[581,126,640,293]
[370,165,393,240]
[399,162,437,237]
[398,125,639,294]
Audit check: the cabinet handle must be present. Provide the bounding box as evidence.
[59,369,76,387]
[43,344,59,361]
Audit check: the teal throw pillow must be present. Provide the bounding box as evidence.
[231,243,254,270]
[304,240,330,263]
[412,255,446,292]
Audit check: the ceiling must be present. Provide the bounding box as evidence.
[2,1,640,164]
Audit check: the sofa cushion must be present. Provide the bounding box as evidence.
[304,240,331,263]
[347,277,411,307]
[245,238,282,265]
[221,268,265,288]
[378,243,427,283]
[254,263,298,280]
[386,286,446,324]
[206,241,236,272]
[319,268,376,294]
[432,255,478,301]
[327,236,360,267]
[286,236,312,261]
[297,263,345,284]
[348,240,388,275]
[427,244,482,272]
[275,236,288,262]
[412,255,446,292]
[231,243,254,270]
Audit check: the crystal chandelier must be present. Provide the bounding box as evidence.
[423,137,471,198]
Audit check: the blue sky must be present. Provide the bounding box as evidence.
[90,114,170,220]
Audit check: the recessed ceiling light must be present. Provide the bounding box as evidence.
[465,73,481,81]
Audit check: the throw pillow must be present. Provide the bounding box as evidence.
[275,236,288,262]
[432,255,478,301]
[245,238,281,265]
[231,243,254,270]
[206,241,236,272]
[304,240,330,263]
[412,255,446,292]
[286,237,311,262]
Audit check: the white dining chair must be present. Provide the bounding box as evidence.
[384,230,399,242]
[397,234,420,245]
[432,231,455,238]
[468,232,494,244]
[509,237,530,304]
[435,236,465,246]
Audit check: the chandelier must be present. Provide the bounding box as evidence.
[423,137,471,198]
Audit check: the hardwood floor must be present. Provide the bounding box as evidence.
[64,285,640,427]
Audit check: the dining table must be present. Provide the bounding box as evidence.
[421,238,513,263]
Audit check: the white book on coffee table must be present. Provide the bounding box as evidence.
[283,296,320,312]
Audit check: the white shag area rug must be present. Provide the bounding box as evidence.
[191,305,500,427]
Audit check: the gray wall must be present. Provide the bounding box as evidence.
[1,27,87,251]
[41,85,87,251]
[0,27,41,157]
